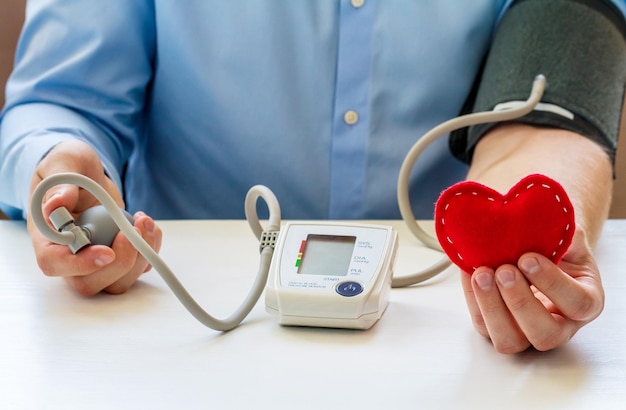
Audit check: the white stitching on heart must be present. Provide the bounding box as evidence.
[439,179,572,268]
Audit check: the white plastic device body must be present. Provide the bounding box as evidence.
[265,221,398,329]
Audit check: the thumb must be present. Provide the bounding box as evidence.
[41,183,81,219]
[30,140,116,217]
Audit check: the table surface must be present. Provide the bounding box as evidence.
[1,219,625,410]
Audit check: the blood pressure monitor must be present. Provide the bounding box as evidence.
[30,76,545,333]
[265,222,398,329]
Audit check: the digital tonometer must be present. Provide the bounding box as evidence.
[265,222,397,329]
[30,75,547,332]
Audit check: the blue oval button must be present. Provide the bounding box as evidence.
[336,281,363,297]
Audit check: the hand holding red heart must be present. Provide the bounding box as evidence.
[435,174,604,353]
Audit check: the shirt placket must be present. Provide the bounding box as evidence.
[329,0,374,219]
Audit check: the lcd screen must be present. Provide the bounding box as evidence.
[298,234,356,276]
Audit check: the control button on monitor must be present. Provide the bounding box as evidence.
[336,281,364,297]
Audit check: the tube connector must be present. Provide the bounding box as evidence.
[259,230,279,253]
[49,207,91,253]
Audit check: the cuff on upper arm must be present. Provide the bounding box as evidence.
[449,0,626,167]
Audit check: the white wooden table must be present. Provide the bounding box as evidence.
[1,219,625,409]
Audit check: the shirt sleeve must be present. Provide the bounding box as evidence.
[0,0,156,218]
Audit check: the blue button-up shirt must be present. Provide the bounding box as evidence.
[3,0,622,220]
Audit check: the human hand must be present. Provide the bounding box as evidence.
[27,140,163,295]
[461,226,604,354]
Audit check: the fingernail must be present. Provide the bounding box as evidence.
[144,218,155,235]
[95,254,114,267]
[474,271,493,290]
[496,269,515,288]
[520,257,540,275]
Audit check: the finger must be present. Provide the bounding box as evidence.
[104,213,162,294]
[31,232,116,278]
[52,213,161,295]
[30,144,85,210]
[460,272,489,338]
[27,194,117,278]
[130,212,162,273]
[40,184,83,217]
[143,215,163,272]
[494,265,573,351]
[30,140,125,211]
[64,231,140,296]
[519,253,603,323]
[102,234,145,295]
[472,266,531,354]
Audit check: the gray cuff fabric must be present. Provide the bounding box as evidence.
[450,0,626,167]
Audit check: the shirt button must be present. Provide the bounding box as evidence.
[351,0,365,8]
[344,110,359,125]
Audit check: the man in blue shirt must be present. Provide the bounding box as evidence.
[1,0,625,353]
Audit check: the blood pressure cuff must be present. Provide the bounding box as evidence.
[450,0,626,168]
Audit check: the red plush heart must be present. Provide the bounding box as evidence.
[434,174,575,274]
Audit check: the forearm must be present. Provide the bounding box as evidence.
[467,123,613,247]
